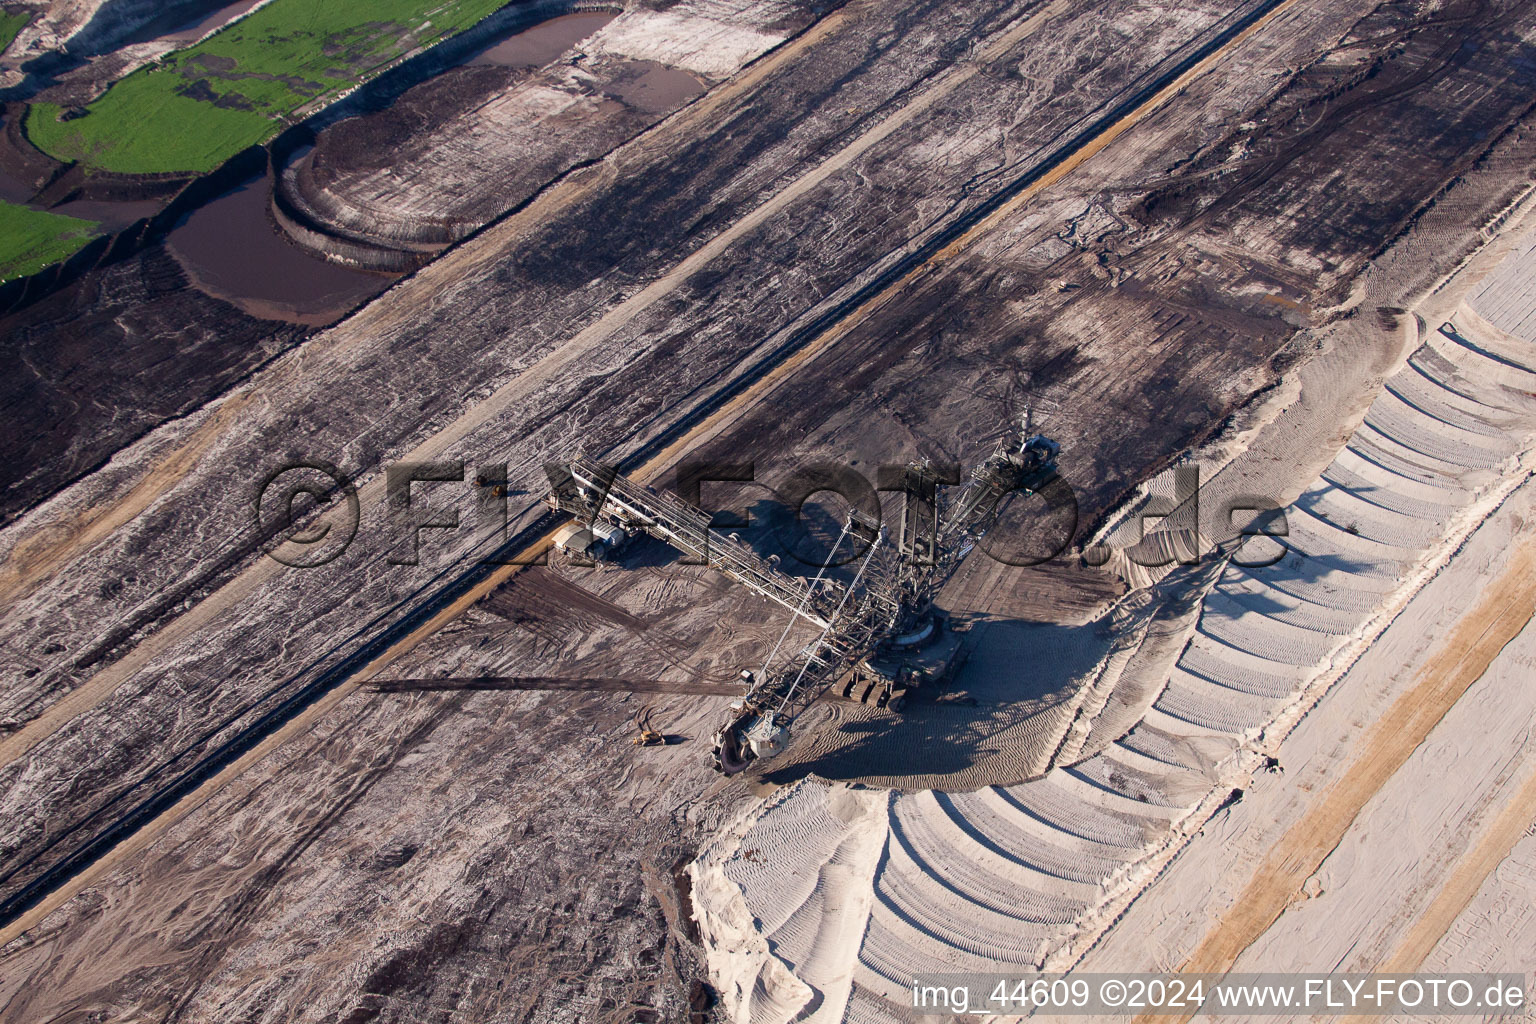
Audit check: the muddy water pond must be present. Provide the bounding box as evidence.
[605,61,705,114]
[167,167,388,326]
[161,0,267,43]
[127,0,268,47]
[470,11,617,68]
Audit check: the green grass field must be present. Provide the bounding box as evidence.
[0,201,98,281]
[27,0,507,174]
[0,11,30,52]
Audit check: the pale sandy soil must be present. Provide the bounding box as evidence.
[1226,602,1536,977]
[1096,237,1536,1021]
[1392,812,1536,1024]
[689,105,1536,1024]
[1085,477,1536,1009]
[585,4,788,78]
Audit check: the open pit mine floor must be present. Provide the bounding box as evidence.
[4,0,1536,1021]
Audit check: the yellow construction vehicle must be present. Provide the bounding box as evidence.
[632,706,665,747]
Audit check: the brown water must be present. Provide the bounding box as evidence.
[150,9,621,322]
[51,197,165,231]
[166,170,388,325]
[158,0,267,44]
[0,167,33,205]
[470,12,617,68]
[605,61,705,114]
[119,0,265,48]
[0,114,42,204]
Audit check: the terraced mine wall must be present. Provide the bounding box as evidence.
[266,171,435,274]
[266,117,446,273]
[703,276,1536,1024]
[266,116,460,270]
[274,135,465,255]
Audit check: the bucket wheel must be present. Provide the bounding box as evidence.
[711,727,754,774]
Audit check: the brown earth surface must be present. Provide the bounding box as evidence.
[3,0,1536,1020]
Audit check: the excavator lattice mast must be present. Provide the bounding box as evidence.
[545,414,1060,775]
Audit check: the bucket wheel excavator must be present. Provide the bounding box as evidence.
[544,413,1062,775]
